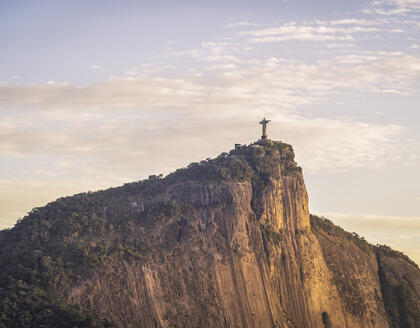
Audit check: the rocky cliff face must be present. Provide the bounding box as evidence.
[0,141,419,328]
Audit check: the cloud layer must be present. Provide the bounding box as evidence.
[1,49,417,174]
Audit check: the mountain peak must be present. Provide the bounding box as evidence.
[162,139,301,188]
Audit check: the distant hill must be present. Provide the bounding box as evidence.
[1,140,419,327]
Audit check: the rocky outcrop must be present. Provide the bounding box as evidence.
[1,140,419,327]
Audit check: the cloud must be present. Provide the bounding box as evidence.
[285,119,404,172]
[327,43,358,48]
[225,22,260,28]
[89,64,104,69]
[329,18,385,26]
[308,18,387,26]
[203,64,237,71]
[124,69,139,76]
[2,53,419,112]
[169,41,247,63]
[1,50,416,175]
[239,23,380,43]
[249,34,354,43]
[364,0,420,15]
[237,16,415,44]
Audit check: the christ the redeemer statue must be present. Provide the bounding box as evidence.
[259,118,271,140]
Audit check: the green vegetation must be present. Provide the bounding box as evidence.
[260,224,283,245]
[377,247,420,328]
[0,280,117,328]
[310,214,372,253]
[376,244,418,270]
[312,214,420,327]
[310,215,370,317]
[0,191,193,327]
[166,140,300,184]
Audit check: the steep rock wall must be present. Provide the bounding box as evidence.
[66,142,391,327]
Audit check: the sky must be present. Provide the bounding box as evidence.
[1,0,419,263]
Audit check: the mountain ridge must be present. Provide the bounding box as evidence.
[0,140,419,327]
